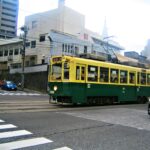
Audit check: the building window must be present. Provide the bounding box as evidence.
[32,21,37,29]
[31,41,36,48]
[9,50,13,56]
[65,44,67,52]
[14,49,19,55]
[26,42,30,47]
[0,51,3,57]
[2,6,16,12]
[0,35,5,39]
[2,12,16,17]
[3,0,17,6]
[30,57,35,66]
[84,46,87,53]
[39,35,45,42]
[1,24,15,29]
[68,45,71,53]
[0,30,5,33]
[11,63,21,69]
[6,31,15,35]
[4,50,8,56]
[75,46,79,55]
[2,18,15,23]
[71,45,74,53]
[62,44,65,52]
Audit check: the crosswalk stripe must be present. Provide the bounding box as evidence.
[53,147,72,150]
[0,124,17,130]
[0,119,5,123]
[0,137,52,150]
[0,93,41,96]
[0,130,32,139]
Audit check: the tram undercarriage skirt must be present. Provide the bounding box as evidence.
[87,96,118,105]
[57,96,72,103]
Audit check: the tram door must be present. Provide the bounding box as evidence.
[75,64,86,103]
[129,71,137,100]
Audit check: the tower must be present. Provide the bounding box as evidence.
[58,0,65,8]
[102,17,108,38]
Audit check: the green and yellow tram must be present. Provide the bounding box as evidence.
[48,55,150,105]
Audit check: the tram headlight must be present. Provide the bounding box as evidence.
[54,85,58,91]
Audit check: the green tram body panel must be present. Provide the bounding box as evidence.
[48,82,150,104]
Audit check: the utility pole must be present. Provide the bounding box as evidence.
[20,26,28,90]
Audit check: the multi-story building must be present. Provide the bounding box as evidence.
[0,0,19,39]
[0,38,22,72]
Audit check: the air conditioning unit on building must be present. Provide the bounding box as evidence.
[8,56,13,61]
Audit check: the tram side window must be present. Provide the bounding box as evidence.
[137,72,140,84]
[120,70,127,83]
[100,67,109,82]
[110,69,118,83]
[64,63,69,80]
[81,66,85,80]
[88,66,98,82]
[141,73,146,85]
[129,72,135,84]
[147,74,150,85]
[76,66,80,80]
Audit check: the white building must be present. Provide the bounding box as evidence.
[0,38,22,71]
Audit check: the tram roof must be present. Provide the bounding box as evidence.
[62,55,150,71]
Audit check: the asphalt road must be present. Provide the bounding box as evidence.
[0,90,150,150]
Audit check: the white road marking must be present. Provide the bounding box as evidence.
[0,124,17,130]
[0,130,32,139]
[0,137,52,150]
[53,147,72,150]
[0,119,5,123]
[0,119,70,149]
[0,93,41,96]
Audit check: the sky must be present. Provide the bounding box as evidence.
[18,0,150,53]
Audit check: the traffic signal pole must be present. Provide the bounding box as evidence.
[21,26,28,91]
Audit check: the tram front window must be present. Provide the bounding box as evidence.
[52,63,62,80]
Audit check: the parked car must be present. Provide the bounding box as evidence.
[1,81,17,91]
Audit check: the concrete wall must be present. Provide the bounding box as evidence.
[0,71,48,92]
